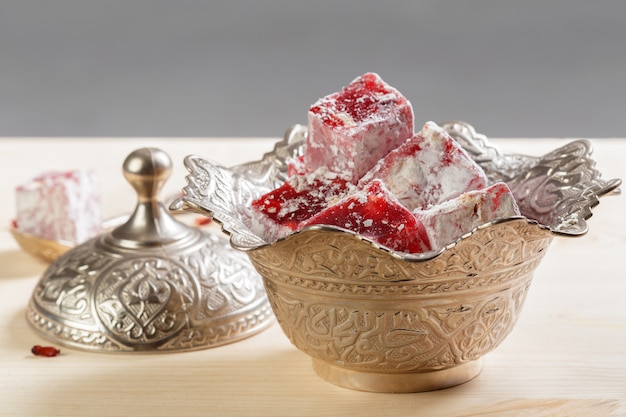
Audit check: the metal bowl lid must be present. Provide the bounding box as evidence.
[27,148,273,353]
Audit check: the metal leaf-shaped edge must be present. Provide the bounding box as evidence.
[169,126,308,249]
[441,121,621,235]
[171,122,621,252]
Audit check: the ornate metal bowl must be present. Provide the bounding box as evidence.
[171,122,620,392]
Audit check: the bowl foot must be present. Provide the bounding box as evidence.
[312,358,484,393]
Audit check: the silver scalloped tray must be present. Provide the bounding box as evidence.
[170,121,621,257]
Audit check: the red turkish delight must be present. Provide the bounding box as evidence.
[251,168,352,241]
[306,73,414,182]
[249,73,521,255]
[360,121,488,210]
[414,182,520,249]
[301,180,432,254]
[15,169,102,245]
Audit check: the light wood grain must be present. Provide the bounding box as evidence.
[459,399,621,417]
[1,137,624,417]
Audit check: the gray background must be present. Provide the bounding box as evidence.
[1,0,625,138]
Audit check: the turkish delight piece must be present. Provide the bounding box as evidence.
[15,169,102,245]
[287,154,306,177]
[414,182,521,250]
[251,167,352,242]
[360,121,489,211]
[306,72,414,182]
[302,180,432,254]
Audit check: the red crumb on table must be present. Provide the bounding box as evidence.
[194,217,213,226]
[31,345,61,357]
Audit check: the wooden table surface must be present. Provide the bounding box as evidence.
[0,137,624,417]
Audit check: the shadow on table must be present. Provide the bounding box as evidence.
[5,310,624,416]
[1,309,499,417]
[0,249,47,279]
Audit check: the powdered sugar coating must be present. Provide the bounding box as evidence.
[360,121,489,211]
[15,170,102,245]
[302,180,431,254]
[414,182,520,249]
[306,73,414,182]
[251,166,353,241]
[250,75,516,253]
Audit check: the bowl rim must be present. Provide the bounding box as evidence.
[171,121,621,260]
[228,216,542,259]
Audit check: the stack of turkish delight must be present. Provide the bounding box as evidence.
[251,72,520,254]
